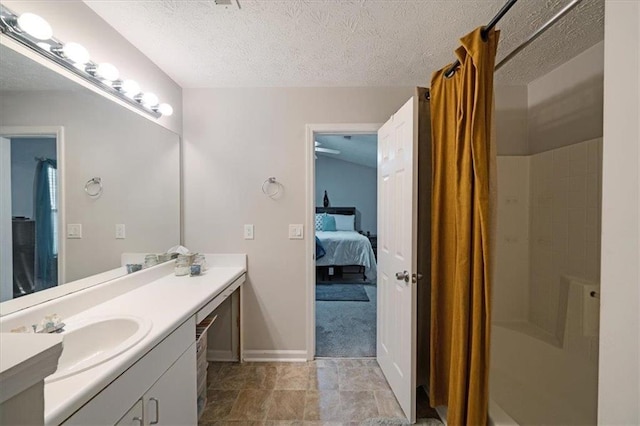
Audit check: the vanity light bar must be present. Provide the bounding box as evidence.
[0,5,173,119]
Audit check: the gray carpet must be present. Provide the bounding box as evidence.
[316,283,370,301]
[316,284,376,357]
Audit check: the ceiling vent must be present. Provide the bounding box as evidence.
[214,0,241,10]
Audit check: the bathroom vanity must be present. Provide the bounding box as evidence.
[0,254,246,425]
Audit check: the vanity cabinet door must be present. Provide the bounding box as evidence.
[115,399,143,426]
[144,343,197,425]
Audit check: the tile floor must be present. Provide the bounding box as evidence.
[199,359,441,425]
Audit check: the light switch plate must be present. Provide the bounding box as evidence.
[115,224,126,239]
[67,224,82,239]
[244,224,254,240]
[289,224,304,239]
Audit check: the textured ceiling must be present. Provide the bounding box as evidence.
[84,0,604,88]
[316,134,377,168]
[0,45,81,91]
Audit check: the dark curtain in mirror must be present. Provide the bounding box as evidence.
[34,158,58,291]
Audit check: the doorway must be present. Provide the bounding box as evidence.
[306,93,430,423]
[0,126,64,302]
[305,123,381,359]
[313,132,378,357]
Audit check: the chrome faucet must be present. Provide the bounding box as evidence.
[35,322,66,333]
[33,314,65,333]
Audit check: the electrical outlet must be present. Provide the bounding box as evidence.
[115,224,126,239]
[244,224,254,240]
[67,224,82,239]
[289,224,304,239]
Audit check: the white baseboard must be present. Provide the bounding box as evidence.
[207,349,238,362]
[242,350,308,362]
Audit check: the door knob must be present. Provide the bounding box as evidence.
[395,271,410,282]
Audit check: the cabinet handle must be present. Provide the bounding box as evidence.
[149,397,160,424]
[132,416,143,426]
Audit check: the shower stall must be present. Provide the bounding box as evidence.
[491,138,602,425]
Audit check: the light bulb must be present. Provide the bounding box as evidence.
[121,79,140,97]
[96,63,119,81]
[36,42,51,52]
[141,92,158,107]
[62,42,90,65]
[158,103,173,116]
[17,13,53,40]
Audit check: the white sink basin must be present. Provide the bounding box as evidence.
[46,315,152,383]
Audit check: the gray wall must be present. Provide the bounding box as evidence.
[183,86,415,354]
[528,41,604,153]
[315,156,377,234]
[182,84,566,355]
[598,2,640,423]
[495,85,529,155]
[1,89,180,283]
[10,138,56,219]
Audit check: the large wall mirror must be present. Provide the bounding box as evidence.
[0,42,181,313]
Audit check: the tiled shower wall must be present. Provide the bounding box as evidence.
[529,138,603,334]
[494,157,530,323]
[494,138,602,334]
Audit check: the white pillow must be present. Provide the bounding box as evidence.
[331,214,355,231]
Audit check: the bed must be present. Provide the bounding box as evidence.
[315,207,377,282]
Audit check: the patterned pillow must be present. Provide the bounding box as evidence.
[315,214,324,231]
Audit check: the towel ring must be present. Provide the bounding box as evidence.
[262,177,280,198]
[84,177,103,198]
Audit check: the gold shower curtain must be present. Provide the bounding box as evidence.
[429,27,499,426]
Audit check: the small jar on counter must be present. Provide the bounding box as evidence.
[175,255,191,276]
[144,254,159,268]
[193,254,207,272]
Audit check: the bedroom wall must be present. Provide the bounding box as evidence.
[315,156,377,234]
[528,41,604,154]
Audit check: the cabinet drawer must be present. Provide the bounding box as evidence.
[195,274,244,322]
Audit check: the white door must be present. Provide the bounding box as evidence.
[0,136,12,302]
[377,97,417,422]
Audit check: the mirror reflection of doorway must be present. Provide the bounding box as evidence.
[0,135,58,301]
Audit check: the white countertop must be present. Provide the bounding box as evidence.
[0,333,63,404]
[40,259,245,425]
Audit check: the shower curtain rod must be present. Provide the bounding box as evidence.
[426,0,583,99]
[495,0,583,71]
[443,0,519,78]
